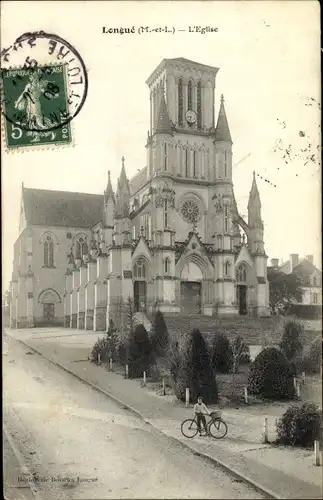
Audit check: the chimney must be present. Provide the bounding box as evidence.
[306,254,314,264]
[271,258,279,267]
[290,253,299,271]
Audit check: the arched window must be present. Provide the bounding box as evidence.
[225,261,230,276]
[75,237,88,258]
[178,78,183,125]
[134,258,147,279]
[44,235,54,267]
[185,149,189,177]
[164,257,171,274]
[193,150,197,177]
[164,143,168,171]
[313,276,317,286]
[164,199,168,227]
[224,205,229,233]
[217,235,223,250]
[188,80,193,109]
[224,150,228,177]
[197,81,202,128]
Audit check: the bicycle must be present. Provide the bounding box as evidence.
[181,411,228,439]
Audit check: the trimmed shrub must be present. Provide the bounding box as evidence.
[106,319,118,361]
[211,333,233,373]
[128,324,152,378]
[173,329,218,404]
[302,336,322,374]
[279,318,304,362]
[90,337,110,364]
[248,347,295,400]
[276,402,322,447]
[151,310,169,356]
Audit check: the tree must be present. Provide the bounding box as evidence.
[302,336,322,374]
[211,333,233,374]
[128,324,152,378]
[231,336,250,373]
[228,336,250,400]
[173,329,218,404]
[113,295,135,364]
[248,347,295,400]
[3,287,11,316]
[151,310,169,356]
[279,318,304,362]
[267,269,303,314]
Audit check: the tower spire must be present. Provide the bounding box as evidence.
[119,156,128,188]
[116,156,130,218]
[155,91,173,135]
[104,170,115,204]
[214,94,232,143]
[248,171,263,229]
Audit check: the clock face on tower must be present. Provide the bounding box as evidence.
[185,109,197,124]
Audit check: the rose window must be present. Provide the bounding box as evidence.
[181,200,200,223]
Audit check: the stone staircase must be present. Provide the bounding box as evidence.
[160,314,281,346]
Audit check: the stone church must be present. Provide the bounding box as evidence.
[10,57,270,330]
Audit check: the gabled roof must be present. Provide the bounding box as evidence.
[22,187,104,228]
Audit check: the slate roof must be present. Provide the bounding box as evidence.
[129,167,147,196]
[293,259,321,285]
[22,187,104,228]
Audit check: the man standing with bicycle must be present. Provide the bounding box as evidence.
[194,396,210,435]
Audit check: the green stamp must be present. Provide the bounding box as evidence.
[1,64,72,149]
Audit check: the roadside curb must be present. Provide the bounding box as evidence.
[4,424,38,498]
[14,335,280,500]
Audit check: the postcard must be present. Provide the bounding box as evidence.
[2,2,321,499]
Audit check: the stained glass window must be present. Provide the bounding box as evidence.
[181,199,200,223]
[44,236,54,267]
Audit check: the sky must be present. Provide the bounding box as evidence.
[2,0,321,290]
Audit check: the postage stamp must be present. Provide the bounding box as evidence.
[0,30,88,151]
[2,64,72,148]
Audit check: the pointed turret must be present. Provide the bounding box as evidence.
[118,156,129,190]
[155,91,173,135]
[115,157,130,218]
[214,95,232,143]
[248,171,263,229]
[104,171,115,204]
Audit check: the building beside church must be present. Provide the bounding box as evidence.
[10,57,270,330]
[268,254,322,314]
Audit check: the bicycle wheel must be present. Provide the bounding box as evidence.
[209,418,228,439]
[181,419,199,438]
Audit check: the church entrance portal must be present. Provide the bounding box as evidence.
[180,281,201,314]
[134,281,147,312]
[237,285,247,315]
[180,262,203,314]
[43,303,55,323]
